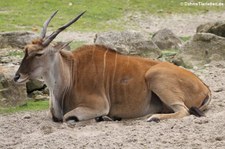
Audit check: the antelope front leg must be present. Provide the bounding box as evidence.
[63,106,109,124]
[49,95,63,122]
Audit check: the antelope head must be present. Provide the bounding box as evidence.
[14,11,86,83]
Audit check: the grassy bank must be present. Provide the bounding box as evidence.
[0,0,224,32]
[0,100,49,114]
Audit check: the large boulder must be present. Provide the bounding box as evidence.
[152,28,183,50]
[26,79,49,101]
[0,48,23,65]
[0,65,27,107]
[196,21,225,37]
[173,33,225,68]
[94,31,161,58]
[26,79,46,94]
[0,31,38,49]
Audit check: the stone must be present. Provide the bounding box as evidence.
[23,114,31,119]
[29,90,49,101]
[197,21,225,37]
[94,31,161,58]
[152,28,183,50]
[173,33,225,68]
[213,87,224,92]
[40,125,53,134]
[0,48,23,65]
[26,79,46,94]
[0,65,27,107]
[0,31,38,49]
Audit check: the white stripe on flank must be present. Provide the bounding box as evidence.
[112,52,117,83]
[103,49,109,79]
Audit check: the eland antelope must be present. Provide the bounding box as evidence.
[14,11,211,123]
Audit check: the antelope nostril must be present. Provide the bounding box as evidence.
[14,73,20,82]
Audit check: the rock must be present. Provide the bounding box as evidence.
[40,125,53,134]
[23,114,31,119]
[194,118,209,124]
[173,33,225,68]
[152,28,183,50]
[215,136,224,141]
[29,90,49,101]
[0,48,23,65]
[26,79,49,101]
[26,79,46,94]
[213,87,224,92]
[197,21,225,37]
[34,94,48,101]
[0,31,38,49]
[94,31,161,58]
[0,65,27,107]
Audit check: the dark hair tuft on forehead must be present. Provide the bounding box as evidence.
[32,38,43,45]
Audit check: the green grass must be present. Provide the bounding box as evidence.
[70,41,87,49]
[0,100,49,114]
[180,36,192,42]
[0,0,224,32]
[7,50,24,58]
[160,49,179,62]
[161,49,179,57]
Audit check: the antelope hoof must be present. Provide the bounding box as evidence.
[95,116,104,122]
[64,116,79,127]
[52,116,63,123]
[147,117,160,123]
[95,116,114,122]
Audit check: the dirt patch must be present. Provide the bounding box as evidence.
[55,31,96,44]
[125,11,225,37]
[54,11,225,44]
[0,61,225,149]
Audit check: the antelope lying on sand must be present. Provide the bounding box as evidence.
[14,11,211,123]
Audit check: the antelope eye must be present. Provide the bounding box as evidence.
[35,53,43,57]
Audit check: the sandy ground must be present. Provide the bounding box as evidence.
[1,11,225,149]
[123,11,225,36]
[0,62,225,149]
[55,11,225,44]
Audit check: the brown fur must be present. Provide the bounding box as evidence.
[15,43,211,122]
[68,45,210,120]
[31,38,43,45]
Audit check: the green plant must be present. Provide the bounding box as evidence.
[180,36,191,42]
[161,49,179,57]
[7,50,24,58]
[70,41,87,50]
[0,100,49,114]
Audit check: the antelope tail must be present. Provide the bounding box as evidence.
[189,91,212,117]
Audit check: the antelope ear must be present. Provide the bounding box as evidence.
[52,41,72,51]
